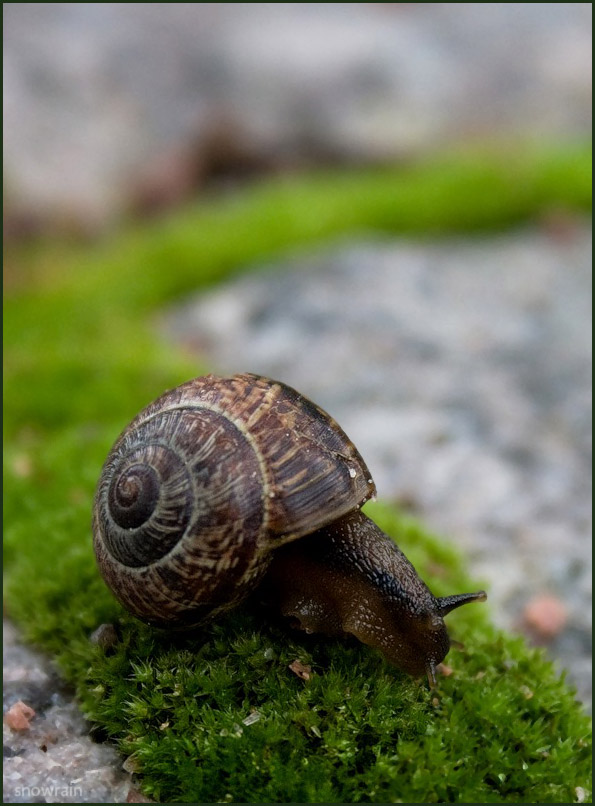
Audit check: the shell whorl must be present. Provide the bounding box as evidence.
[93,373,375,628]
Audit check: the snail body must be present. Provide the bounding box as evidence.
[263,509,486,683]
[93,373,486,684]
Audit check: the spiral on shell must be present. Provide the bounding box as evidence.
[93,373,375,628]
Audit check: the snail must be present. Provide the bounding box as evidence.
[93,372,486,685]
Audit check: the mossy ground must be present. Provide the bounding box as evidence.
[4,143,592,803]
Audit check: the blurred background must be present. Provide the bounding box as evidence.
[3,5,592,790]
[4,3,592,235]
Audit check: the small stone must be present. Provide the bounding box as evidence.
[575,786,588,803]
[4,700,36,731]
[523,594,568,640]
[288,660,312,681]
[89,623,120,651]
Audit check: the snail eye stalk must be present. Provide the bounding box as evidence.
[436,591,487,617]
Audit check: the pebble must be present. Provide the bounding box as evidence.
[4,702,36,733]
[522,594,569,640]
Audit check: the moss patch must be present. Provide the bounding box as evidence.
[4,144,592,802]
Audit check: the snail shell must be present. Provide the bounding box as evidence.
[93,373,375,628]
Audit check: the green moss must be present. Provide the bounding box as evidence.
[4,143,592,802]
[88,619,588,805]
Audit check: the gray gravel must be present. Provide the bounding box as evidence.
[3,622,134,804]
[161,224,592,709]
[4,3,591,228]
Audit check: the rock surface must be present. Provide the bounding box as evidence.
[4,3,592,229]
[161,223,592,709]
[3,622,134,803]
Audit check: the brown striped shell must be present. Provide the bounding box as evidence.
[92,373,375,628]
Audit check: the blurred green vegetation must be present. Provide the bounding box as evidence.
[4,143,592,803]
